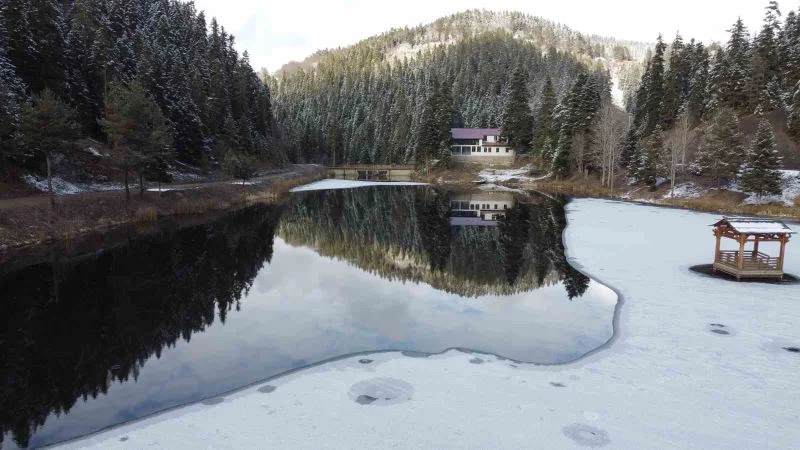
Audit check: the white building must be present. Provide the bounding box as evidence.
[450,128,515,165]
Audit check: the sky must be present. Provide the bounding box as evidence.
[189,0,798,72]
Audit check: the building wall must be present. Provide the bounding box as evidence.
[452,154,515,166]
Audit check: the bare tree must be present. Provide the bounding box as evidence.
[595,99,627,191]
[666,111,691,197]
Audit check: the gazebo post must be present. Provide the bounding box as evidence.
[753,238,759,260]
[778,236,787,272]
[737,234,746,280]
[714,229,721,265]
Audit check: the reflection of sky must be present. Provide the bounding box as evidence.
[27,239,616,448]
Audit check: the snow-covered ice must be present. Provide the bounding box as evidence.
[56,199,800,449]
[291,179,427,192]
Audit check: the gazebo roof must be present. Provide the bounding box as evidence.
[713,217,795,235]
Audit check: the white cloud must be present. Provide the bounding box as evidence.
[189,0,789,71]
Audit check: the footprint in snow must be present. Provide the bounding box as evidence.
[562,423,611,447]
[469,357,485,364]
[348,378,413,406]
[709,323,732,335]
[258,385,277,394]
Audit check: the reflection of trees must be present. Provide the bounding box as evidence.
[0,205,282,449]
[281,187,590,299]
[415,190,452,272]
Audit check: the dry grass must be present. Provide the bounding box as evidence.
[0,167,328,257]
[133,206,158,223]
[527,176,800,220]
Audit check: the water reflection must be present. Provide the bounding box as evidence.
[0,186,613,449]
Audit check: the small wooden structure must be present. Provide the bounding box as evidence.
[712,217,794,280]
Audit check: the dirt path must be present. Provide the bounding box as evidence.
[0,164,324,211]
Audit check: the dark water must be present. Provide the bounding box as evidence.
[0,186,616,448]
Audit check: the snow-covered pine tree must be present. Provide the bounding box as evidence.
[750,1,782,110]
[789,81,800,140]
[0,11,27,162]
[694,107,744,186]
[717,18,751,111]
[686,41,710,126]
[532,76,556,156]
[635,126,666,190]
[662,34,691,129]
[641,36,667,135]
[740,115,783,199]
[500,67,533,152]
[778,9,800,92]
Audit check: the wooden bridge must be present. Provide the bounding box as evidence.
[330,165,416,181]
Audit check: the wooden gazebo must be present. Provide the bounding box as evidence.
[712,217,794,280]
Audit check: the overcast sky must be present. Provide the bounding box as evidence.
[190,0,798,72]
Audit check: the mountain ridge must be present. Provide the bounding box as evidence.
[277,9,651,77]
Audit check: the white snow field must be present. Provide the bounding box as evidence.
[290,179,427,192]
[59,199,800,450]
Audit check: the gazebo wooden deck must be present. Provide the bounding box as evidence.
[712,217,794,280]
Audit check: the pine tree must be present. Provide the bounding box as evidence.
[500,67,533,152]
[417,79,453,170]
[0,12,27,164]
[100,81,172,200]
[662,34,690,128]
[532,76,556,156]
[620,128,637,170]
[18,89,79,200]
[789,81,800,140]
[717,18,752,111]
[779,9,800,93]
[634,126,666,189]
[222,151,258,185]
[641,36,667,135]
[686,41,710,125]
[750,1,782,109]
[694,107,744,186]
[740,116,783,199]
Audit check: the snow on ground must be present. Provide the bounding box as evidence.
[610,69,625,109]
[662,182,705,199]
[60,199,800,449]
[83,147,105,158]
[478,165,546,183]
[290,179,427,192]
[742,170,800,206]
[23,175,86,195]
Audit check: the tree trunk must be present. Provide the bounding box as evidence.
[139,172,144,198]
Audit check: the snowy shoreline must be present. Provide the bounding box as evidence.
[56,199,800,449]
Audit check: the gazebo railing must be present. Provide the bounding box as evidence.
[717,250,780,270]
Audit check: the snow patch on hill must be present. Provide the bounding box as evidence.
[741,170,800,206]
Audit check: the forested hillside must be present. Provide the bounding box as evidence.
[625,1,800,194]
[269,10,646,166]
[0,0,280,188]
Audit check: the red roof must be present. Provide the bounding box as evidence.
[451,128,501,140]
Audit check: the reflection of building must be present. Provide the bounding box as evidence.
[450,128,515,166]
[449,192,516,226]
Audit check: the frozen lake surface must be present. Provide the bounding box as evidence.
[0,187,616,448]
[55,198,800,450]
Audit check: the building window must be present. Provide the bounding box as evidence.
[496,149,499,153]
[505,148,509,153]
[494,204,498,209]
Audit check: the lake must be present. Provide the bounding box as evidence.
[0,185,617,449]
